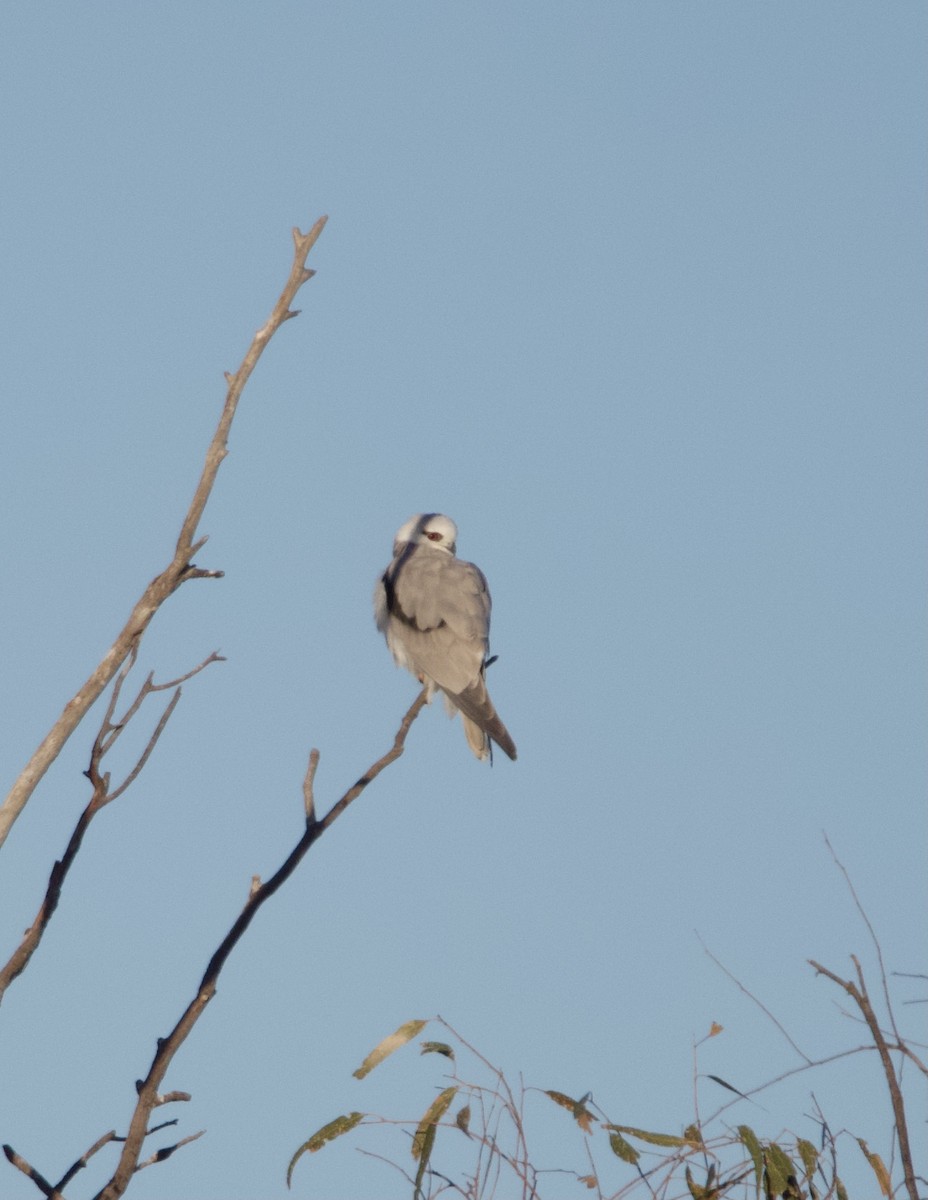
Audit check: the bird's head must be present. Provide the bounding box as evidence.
[394,513,458,555]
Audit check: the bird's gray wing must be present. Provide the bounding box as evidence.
[378,546,517,761]
[385,549,490,694]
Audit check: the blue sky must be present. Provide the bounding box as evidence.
[1,4,924,1198]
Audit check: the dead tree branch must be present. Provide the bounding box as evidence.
[3,691,425,1199]
[133,1130,205,1173]
[0,651,223,1004]
[0,216,328,851]
[88,688,427,1200]
[2,1145,57,1199]
[809,957,918,1200]
[53,1131,119,1195]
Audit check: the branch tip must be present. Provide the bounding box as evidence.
[303,749,320,820]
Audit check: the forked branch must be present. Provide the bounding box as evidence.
[3,690,426,1199]
[0,651,223,1005]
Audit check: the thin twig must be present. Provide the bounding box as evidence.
[319,690,429,831]
[0,653,222,1005]
[134,1130,205,1173]
[821,835,902,1051]
[303,749,320,821]
[704,1044,876,1128]
[105,691,183,803]
[53,1132,118,1194]
[0,217,327,850]
[697,934,812,1064]
[100,652,224,762]
[98,644,143,752]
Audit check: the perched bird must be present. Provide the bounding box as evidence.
[374,514,517,762]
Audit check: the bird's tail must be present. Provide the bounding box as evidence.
[445,679,517,762]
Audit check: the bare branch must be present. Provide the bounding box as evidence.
[53,1132,118,1194]
[0,779,105,1005]
[104,690,181,804]
[98,644,143,752]
[147,652,225,692]
[95,650,223,770]
[134,1130,205,1173]
[809,957,918,1200]
[2,1144,59,1198]
[92,690,425,1200]
[319,688,429,832]
[0,653,221,1004]
[0,216,327,850]
[303,748,320,821]
[822,833,905,1053]
[697,934,813,1065]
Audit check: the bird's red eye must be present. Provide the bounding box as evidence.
[425,531,443,541]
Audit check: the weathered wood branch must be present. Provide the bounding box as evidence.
[0,217,327,851]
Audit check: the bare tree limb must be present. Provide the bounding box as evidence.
[0,652,222,1004]
[0,216,328,851]
[53,1132,118,1194]
[822,833,906,1058]
[809,957,918,1200]
[133,1130,205,1173]
[92,689,427,1200]
[2,1144,58,1198]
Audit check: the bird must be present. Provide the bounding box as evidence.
[374,513,517,762]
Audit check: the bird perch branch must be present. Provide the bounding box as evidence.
[90,688,426,1200]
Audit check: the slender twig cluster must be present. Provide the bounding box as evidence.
[288,862,924,1200]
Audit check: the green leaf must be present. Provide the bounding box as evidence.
[605,1124,690,1148]
[796,1138,818,1180]
[706,1074,750,1101]
[455,1104,471,1134]
[764,1144,794,1197]
[685,1164,707,1200]
[353,1019,428,1079]
[412,1087,457,1160]
[286,1112,365,1186]
[857,1138,891,1197]
[683,1124,703,1146]
[738,1125,764,1197]
[413,1122,436,1199]
[420,1040,455,1059]
[835,1175,848,1200]
[608,1131,640,1163]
